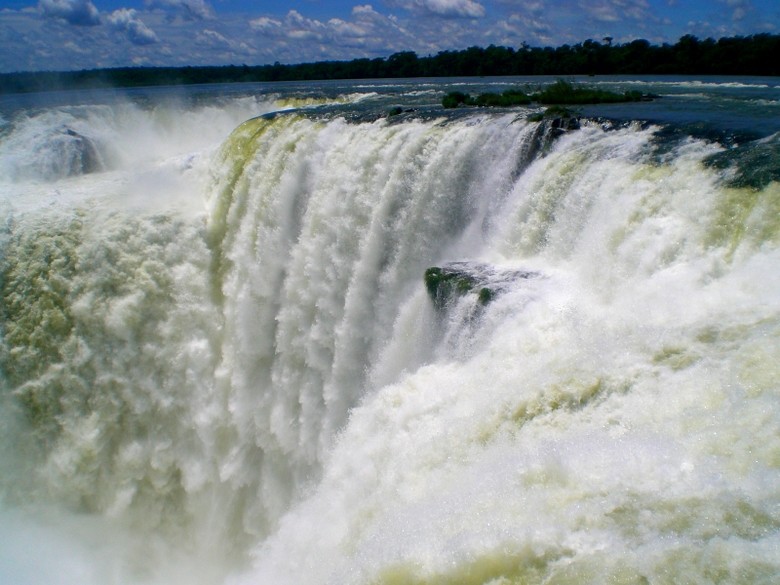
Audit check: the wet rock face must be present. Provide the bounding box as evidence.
[549,115,581,133]
[424,262,538,310]
[32,127,104,180]
[60,128,103,175]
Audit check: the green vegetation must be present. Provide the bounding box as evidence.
[475,89,533,107]
[441,91,472,108]
[425,266,497,310]
[443,80,644,109]
[1,33,778,94]
[477,287,495,304]
[442,89,532,108]
[532,79,644,104]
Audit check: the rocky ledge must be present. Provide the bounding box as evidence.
[424,262,538,310]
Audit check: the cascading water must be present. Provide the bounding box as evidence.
[1,78,778,584]
[206,112,549,498]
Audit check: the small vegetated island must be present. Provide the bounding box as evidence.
[442,79,650,111]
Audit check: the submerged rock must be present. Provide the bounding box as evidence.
[704,133,780,189]
[527,106,581,136]
[61,128,102,175]
[424,262,538,310]
[37,127,104,179]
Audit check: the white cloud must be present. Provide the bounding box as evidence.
[201,29,227,42]
[722,0,751,21]
[353,4,379,16]
[578,0,651,23]
[197,28,235,48]
[328,18,368,39]
[285,9,326,39]
[249,16,282,31]
[63,39,91,53]
[387,0,486,18]
[496,11,554,45]
[108,8,158,45]
[38,0,99,26]
[145,0,214,21]
[246,5,420,59]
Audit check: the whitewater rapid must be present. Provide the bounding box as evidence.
[1,87,779,584]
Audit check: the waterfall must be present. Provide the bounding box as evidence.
[1,96,778,584]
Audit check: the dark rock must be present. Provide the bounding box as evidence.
[424,262,538,310]
[704,133,780,189]
[550,115,580,132]
[65,128,103,174]
[28,126,105,180]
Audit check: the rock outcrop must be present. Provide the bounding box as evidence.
[424,262,538,310]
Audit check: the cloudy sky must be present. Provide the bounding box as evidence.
[0,0,777,73]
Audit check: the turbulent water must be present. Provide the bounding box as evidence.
[1,76,779,584]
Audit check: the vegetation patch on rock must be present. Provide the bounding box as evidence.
[425,266,479,309]
[425,263,538,310]
[443,79,652,109]
[532,79,646,104]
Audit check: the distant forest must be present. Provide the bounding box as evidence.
[1,33,778,94]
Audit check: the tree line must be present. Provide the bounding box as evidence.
[1,33,778,94]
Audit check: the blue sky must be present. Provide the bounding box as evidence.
[0,0,778,72]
